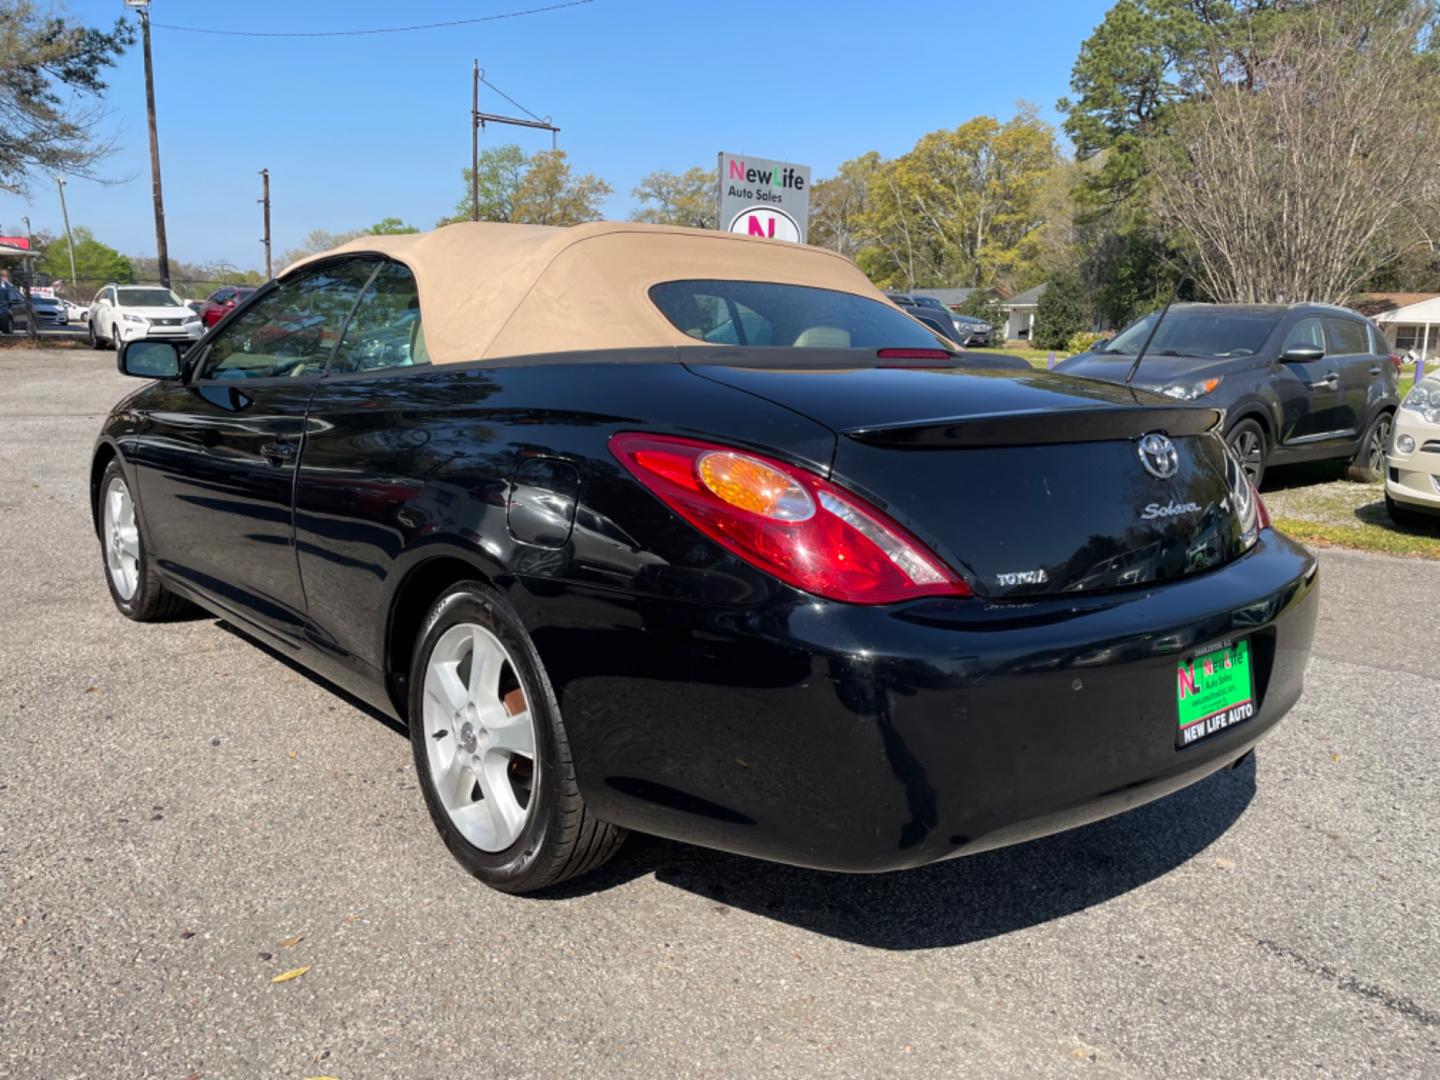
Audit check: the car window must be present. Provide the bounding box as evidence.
[1325,317,1369,356]
[198,259,378,381]
[1106,309,1279,358]
[1280,317,1325,353]
[117,287,183,307]
[651,280,944,351]
[1368,323,1389,355]
[105,287,116,304]
[329,261,431,375]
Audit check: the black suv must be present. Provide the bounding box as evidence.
[1057,303,1399,486]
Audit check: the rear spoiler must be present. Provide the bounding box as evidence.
[845,405,1222,448]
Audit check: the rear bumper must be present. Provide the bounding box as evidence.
[533,530,1319,872]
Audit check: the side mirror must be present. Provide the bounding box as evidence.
[119,339,182,380]
[1280,345,1324,363]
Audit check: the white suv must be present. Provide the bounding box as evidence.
[88,284,204,351]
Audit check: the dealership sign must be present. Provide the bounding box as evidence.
[717,152,810,244]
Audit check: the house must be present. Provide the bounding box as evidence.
[1353,292,1440,359]
[999,284,1046,342]
[909,283,1048,342]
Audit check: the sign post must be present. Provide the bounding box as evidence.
[717,152,811,244]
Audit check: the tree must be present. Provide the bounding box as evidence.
[1147,2,1440,304]
[278,228,364,269]
[1031,272,1090,349]
[808,152,881,259]
[954,290,1007,335]
[40,226,131,284]
[630,166,717,228]
[514,150,611,226]
[367,217,418,235]
[441,145,610,226]
[0,2,134,193]
[852,110,1060,290]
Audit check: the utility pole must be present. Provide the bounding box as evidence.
[470,62,560,223]
[471,61,479,222]
[19,216,37,340]
[129,0,170,288]
[258,168,272,279]
[54,176,77,291]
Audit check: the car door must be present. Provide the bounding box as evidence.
[92,287,114,339]
[127,257,379,642]
[1327,315,1381,439]
[290,259,435,673]
[1273,315,1345,443]
[204,288,232,326]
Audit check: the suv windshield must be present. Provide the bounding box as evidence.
[1102,309,1281,359]
[651,280,944,351]
[117,288,182,308]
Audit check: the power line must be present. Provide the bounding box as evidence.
[152,1,592,39]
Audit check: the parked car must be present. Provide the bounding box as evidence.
[11,293,69,330]
[198,285,258,327]
[948,313,993,347]
[87,284,205,350]
[1386,373,1440,526]
[93,222,1318,894]
[884,291,967,348]
[1056,303,1400,486]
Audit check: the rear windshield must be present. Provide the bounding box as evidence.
[650,280,945,350]
[1102,309,1281,359]
[117,287,182,307]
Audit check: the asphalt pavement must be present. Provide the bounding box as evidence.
[2,348,1436,1078]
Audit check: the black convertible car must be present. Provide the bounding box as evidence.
[94,223,1318,893]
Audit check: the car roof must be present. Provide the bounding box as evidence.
[1167,301,1369,318]
[285,221,884,365]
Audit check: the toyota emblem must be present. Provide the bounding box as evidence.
[1137,433,1179,480]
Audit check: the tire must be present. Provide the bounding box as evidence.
[111,325,122,353]
[1386,495,1436,530]
[408,581,625,893]
[97,460,190,621]
[1226,419,1268,488]
[88,320,103,349]
[1346,410,1393,483]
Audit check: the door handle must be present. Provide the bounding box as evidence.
[260,439,298,465]
[1369,365,1382,375]
[1308,373,1339,389]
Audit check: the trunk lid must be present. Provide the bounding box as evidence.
[686,354,1248,598]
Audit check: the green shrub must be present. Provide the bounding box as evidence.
[1032,272,1090,350]
[1065,330,1109,355]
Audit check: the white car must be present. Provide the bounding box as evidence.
[1386,373,1440,527]
[87,284,204,351]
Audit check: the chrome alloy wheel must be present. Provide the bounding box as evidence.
[103,476,141,600]
[1367,413,1393,475]
[421,623,537,852]
[1230,426,1264,484]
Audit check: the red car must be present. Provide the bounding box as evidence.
[198,285,257,328]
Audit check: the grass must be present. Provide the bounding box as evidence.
[968,346,1067,368]
[1262,461,1440,560]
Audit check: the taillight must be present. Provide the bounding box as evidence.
[876,348,951,360]
[1390,353,1403,376]
[610,433,971,604]
[1254,485,1271,530]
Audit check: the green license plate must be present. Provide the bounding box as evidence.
[1176,638,1255,747]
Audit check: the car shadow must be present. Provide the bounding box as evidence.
[544,756,1258,950]
[213,619,407,738]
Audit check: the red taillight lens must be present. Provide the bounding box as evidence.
[1254,485,1271,530]
[610,433,971,604]
[1390,353,1403,376]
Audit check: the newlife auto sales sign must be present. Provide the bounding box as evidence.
[717,152,811,243]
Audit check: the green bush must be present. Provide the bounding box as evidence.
[1065,330,1109,355]
[1032,272,1090,350]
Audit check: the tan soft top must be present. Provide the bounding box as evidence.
[284,220,887,365]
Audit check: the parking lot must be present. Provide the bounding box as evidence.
[1,347,1436,1078]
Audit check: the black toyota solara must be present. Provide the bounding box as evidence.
[92,222,1318,893]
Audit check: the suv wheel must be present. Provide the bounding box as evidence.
[1346,410,1393,483]
[88,320,103,349]
[1226,419,1268,488]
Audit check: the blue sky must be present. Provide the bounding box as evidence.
[6,0,1111,271]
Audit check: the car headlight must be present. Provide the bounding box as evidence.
[1402,385,1440,424]
[1161,376,1223,400]
[183,315,201,326]
[123,313,147,325]
[1396,433,1416,454]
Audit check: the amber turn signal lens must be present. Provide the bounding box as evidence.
[696,451,815,521]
